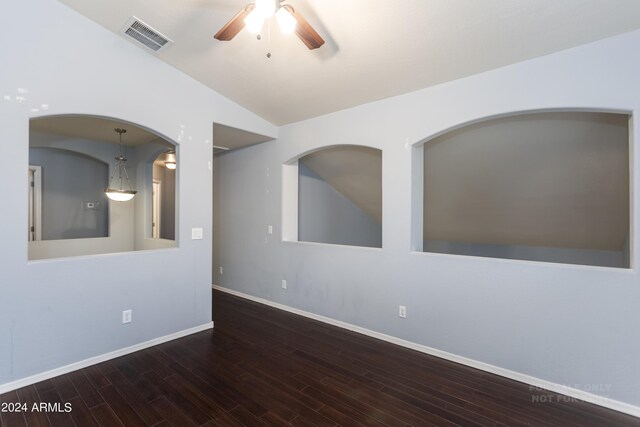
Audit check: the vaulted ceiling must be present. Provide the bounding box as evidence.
[57,0,640,125]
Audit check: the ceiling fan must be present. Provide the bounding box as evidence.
[214,0,325,50]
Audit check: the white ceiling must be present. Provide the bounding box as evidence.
[57,0,640,126]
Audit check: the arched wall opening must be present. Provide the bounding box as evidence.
[28,114,179,260]
[282,145,383,248]
[411,110,632,268]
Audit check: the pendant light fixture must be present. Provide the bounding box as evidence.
[104,128,137,202]
[164,150,177,170]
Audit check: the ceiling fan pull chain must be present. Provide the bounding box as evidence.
[267,17,272,58]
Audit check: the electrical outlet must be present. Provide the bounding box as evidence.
[219,266,223,275]
[399,305,407,319]
[281,279,287,290]
[122,309,132,324]
[268,225,273,235]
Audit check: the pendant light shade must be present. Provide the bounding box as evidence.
[255,0,276,18]
[105,189,136,202]
[164,150,177,170]
[276,5,296,34]
[105,128,137,202]
[244,8,265,33]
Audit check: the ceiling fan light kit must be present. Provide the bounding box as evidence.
[244,5,264,33]
[275,6,297,34]
[214,0,324,50]
[255,0,276,18]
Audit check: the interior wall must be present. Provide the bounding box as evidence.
[298,164,382,248]
[420,112,630,268]
[133,141,174,252]
[28,131,136,260]
[424,240,626,268]
[0,0,276,389]
[160,167,176,240]
[148,162,176,242]
[421,112,630,268]
[29,147,109,240]
[213,29,640,408]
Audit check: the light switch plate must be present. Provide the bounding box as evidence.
[191,227,204,240]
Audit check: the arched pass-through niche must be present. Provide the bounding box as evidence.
[283,145,383,248]
[28,114,178,260]
[414,111,631,268]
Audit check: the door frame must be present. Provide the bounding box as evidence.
[28,165,42,241]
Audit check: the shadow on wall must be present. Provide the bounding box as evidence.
[421,111,631,268]
[298,145,382,248]
[29,147,109,240]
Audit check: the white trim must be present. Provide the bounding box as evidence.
[629,114,635,270]
[212,285,640,419]
[0,322,213,395]
[409,144,423,252]
[152,179,161,239]
[28,165,42,242]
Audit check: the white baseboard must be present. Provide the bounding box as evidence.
[212,284,640,418]
[0,322,213,395]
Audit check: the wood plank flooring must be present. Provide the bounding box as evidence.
[1,289,639,426]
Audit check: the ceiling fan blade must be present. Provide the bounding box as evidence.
[290,8,325,50]
[214,5,254,41]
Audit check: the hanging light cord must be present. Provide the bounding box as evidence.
[107,128,135,192]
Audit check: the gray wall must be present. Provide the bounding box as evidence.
[151,162,176,241]
[29,147,109,240]
[424,240,626,268]
[421,112,629,261]
[213,29,640,410]
[28,131,150,260]
[160,168,176,240]
[1,0,276,391]
[298,164,381,248]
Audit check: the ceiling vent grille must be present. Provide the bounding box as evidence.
[121,17,173,53]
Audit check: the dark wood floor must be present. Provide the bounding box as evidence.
[1,290,638,426]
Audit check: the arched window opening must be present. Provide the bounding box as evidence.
[418,111,630,268]
[28,115,178,260]
[290,145,382,248]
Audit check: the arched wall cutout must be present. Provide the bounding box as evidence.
[283,142,382,165]
[411,109,633,269]
[283,144,383,248]
[409,107,633,148]
[28,114,179,260]
[30,113,181,149]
